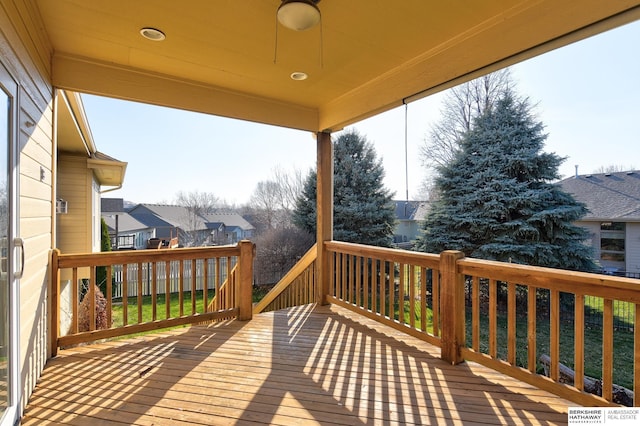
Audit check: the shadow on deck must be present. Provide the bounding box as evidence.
[22,304,572,425]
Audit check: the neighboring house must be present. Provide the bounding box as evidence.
[203,212,255,244]
[102,198,161,250]
[558,170,640,276]
[101,211,154,250]
[392,200,430,250]
[128,204,208,247]
[127,204,255,247]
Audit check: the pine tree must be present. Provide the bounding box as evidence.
[293,131,396,247]
[416,93,596,271]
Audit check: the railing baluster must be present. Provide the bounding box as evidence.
[344,254,353,304]
[72,268,78,334]
[179,259,185,316]
[409,264,415,329]
[372,258,378,314]
[507,281,516,365]
[489,279,497,359]
[341,253,347,301]
[152,261,158,321]
[398,262,405,324]
[603,298,614,401]
[420,267,427,332]
[89,267,96,331]
[550,289,560,382]
[225,257,232,309]
[122,265,128,326]
[432,269,440,337]
[215,258,220,311]
[165,261,171,319]
[329,250,335,299]
[363,257,369,311]
[527,285,537,373]
[356,256,361,308]
[574,293,584,391]
[137,262,143,323]
[192,259,197,314]
[472,276,480,351]
[203,258,209,312]
[380,259,386,318]
[106,265,113,327]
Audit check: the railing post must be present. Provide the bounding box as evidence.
[440,250,465,365]
[237,240,255,321]
[316,131,333,305]
[50,249,60,357]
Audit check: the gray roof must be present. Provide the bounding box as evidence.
[558,170,640,221]
[128,212,174,229]
[101,197,124,214]
[102,213,149,233]
[129,204,208,231]
[127,204,255,232]
[393,200,430,221]
[203,212,255,231]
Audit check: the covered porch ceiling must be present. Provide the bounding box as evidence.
[37,0,640,133]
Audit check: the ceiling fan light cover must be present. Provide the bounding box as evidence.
[277,0,321,31]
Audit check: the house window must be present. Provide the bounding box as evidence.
[600,222,625,262]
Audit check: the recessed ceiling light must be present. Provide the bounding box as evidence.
[140,27,166,41]
[290,72,308,81]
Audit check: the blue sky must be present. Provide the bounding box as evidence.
[83,20,640,205]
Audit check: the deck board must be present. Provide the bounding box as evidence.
[22,304,573,425]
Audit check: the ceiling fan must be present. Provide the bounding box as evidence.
[277,0,322,31]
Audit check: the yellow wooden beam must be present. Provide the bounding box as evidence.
[52,53,320,132]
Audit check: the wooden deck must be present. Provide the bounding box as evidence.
[22,304,573,425]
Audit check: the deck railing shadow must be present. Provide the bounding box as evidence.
[238,304,568,424]
[258,241,640,408]
[24,318,251,424]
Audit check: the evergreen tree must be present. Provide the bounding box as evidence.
[293,131,396,247]
[416,93,596,271]
[96,217,112,296]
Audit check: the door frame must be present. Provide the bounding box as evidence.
[0,59,21,426]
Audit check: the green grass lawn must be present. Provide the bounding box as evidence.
[111,286,273,328]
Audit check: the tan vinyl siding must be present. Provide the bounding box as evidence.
[57,154,94,254]
[1,0,54,411]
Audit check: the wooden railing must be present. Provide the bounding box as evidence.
[50,240,254,355]
[324,242,640,407]
[253,243,317,314]
[457,256,640,407]
[207,264,237,312]
[325,241,442,347]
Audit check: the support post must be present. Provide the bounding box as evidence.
[237,240,255,321]
[50,249,60,357]
[440,250,465,365]
[316,131,333,305]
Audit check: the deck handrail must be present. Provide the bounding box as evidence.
[51,241,255,355]
[253,243,317,314]
[322,240,640,407]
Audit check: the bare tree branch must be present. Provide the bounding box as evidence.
[420,69,515,171]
